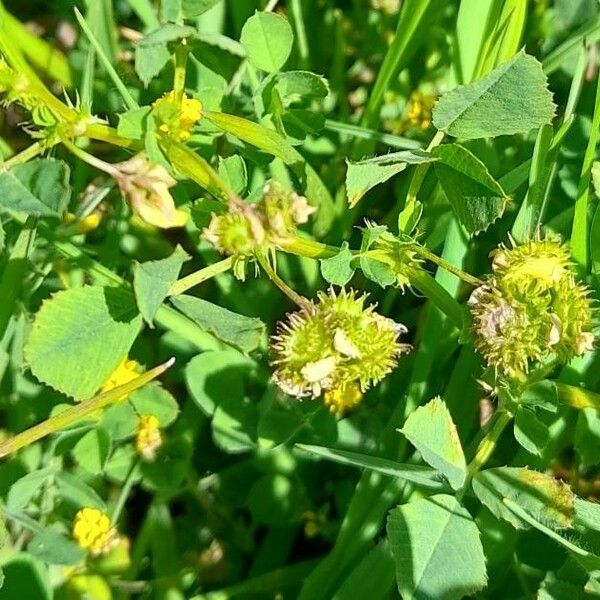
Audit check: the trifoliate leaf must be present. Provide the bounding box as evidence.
[432,50,555,139]
[400,396,467,490]
[387,494,487,600]
[345,150,434,208]
[320,242,355,286]
[24,286,142,400]
[434,143,509,235]
[133,246,190,326]
[240,12,293,73]
[0,159,70,216]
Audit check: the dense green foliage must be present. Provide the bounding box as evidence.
[1,0,600,598]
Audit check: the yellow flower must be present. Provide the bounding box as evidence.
[64,212,102,234]
[153,91,203,141]
[114,154,188,229]
[324,383,363,415]
[72,508,119,556]
[404,91,435,130]
[135,414,162,461]
[101,359,141,399]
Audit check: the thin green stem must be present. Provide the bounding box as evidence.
[0,360,174,459]
[1,141,47,169]
[74,8,138,111]
[256,251,311,309]
[411,244,483,287]
[112,460,140,523]
[466,410,513,482]
[405,130,444,207]
[173,42,188,105]
[61,137,120,177]
[169,257,234,296]
[290,0,309,69]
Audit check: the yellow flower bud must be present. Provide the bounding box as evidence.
[135,414,162,461]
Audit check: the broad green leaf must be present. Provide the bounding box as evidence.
[320,242,355,286]
[184,350,254,415]
[400,396,467,490]
[135,23,195,86]
[433,50,555,139]
[387,494,487,600]
[513,407,552,457]
[54,471,106,510]
[133,246,189,326]
[0,555,52,599]
[472,466,575,530]
[345,150,434,208]
[117,106,151,139]
[296,444,446,490]
[575,409,600,467]
[28,528,86,565]
[171,295,265,352]
[575,497,600,532]
[358,224,397,288]
[213,390,256,452]
[129,381,179,427]
[433,144,508,235]
[182,0,222,18]
[240,12,293,73]
[7,468,55,510]
[72,427,111,474]
[0,159,70,216]
[218,155,247,195]
[24,286,142,401]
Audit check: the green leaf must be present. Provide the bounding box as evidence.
[400,396,467,490]
[513,407,552,457]
[133,246,189,326]
[54,471,106,510]
[218,155,247,195]
[72,427,111,474]
[28,528,86,565]
[270,71,329,106]
[345,150,434,208]
[240,12,293,73]
[432,50,555,139]
[182,0,222,18]
[6,468,55,510]
[171,295,265,352]
[0,159,70,216]
[135,23,196,86]
[320,242,355,286]
[433,144,508,235]
[129,381,179,426]
[0,555,51,599]
[117,106,151,139]
[184,350,254,415]
[387,494,487,600]
[296,444,446,490]
[24,286,142,401]
[472,466,575,530]
[575,408,600,467]
[358,224,396,288]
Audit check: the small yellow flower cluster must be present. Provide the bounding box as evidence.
[404,91,435,130]
[153,91,202,141]
[136,414,162,461]
[72,508,119,556]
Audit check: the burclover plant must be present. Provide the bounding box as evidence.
[469,236,595,379]
[2,2,600,599]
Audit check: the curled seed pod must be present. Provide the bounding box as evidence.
[469,237,595,379]
[271,288,410,412]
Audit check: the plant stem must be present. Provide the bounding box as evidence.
[173,42,188,105]
[169,257,234,296]
[112,460,140,523]
[61,137,121,177]
[0,359,174,459]
[465,409,513,482]
[411,244,483,286]
[1,140,46,169]
[256,252,311,309]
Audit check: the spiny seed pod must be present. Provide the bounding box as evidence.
[203,181,315,259]
[469,237,595,379]
[271,288,410,413]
